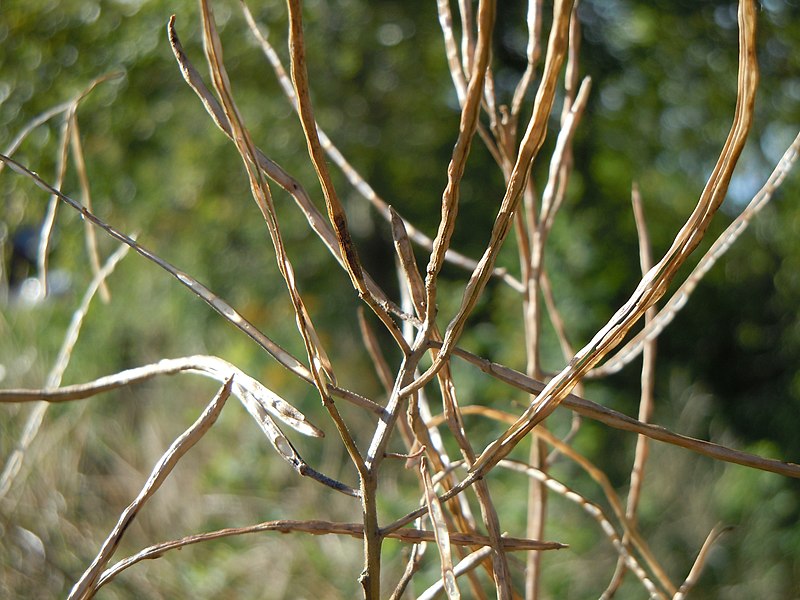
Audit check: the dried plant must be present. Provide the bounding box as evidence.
[1,0,799,598]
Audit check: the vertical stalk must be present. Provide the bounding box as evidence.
[525,438,547,599]
[359,471,382,599]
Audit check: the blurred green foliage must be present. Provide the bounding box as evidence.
[1,0,799,598]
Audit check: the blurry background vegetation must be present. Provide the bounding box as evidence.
[1,0,799,597]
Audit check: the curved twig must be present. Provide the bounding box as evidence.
[92,519,565,595]
[0,152,315,382]
[69,378,234,600]
[591,129,800,377]
[0,242,130,501]
[469,0,759,475]
[439,342,800,479]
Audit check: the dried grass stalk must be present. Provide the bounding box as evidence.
[68,378,234,600]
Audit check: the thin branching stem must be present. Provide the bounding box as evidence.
[591,129,800,378]
[436,341,800,478]
[673,525,733,600]
[0,354,363,496]
[168,17,417,331]
[0,72,122,173]
[0,153,317,383]
[417,546,493,600]
[422,0,497,338]
[437,0,468,106]
[427,405,674,595]
[240,2,521,293]
[284,0,408,356]
[3,0,796,596]
[501,460,668,600]
[511,0,543,120]
[603,183,659,597]
[469,0,759,475]
[92,517,564,596]
[37,112,71,296]
[69,378,234,600]
[0,242,130,501]
[199,0,368,483]
[403,0,575,398]
[69,114,109,302]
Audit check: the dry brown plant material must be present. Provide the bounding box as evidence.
[1,0,798,598]
[68,379,234,600]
